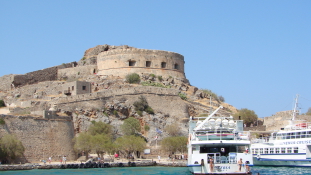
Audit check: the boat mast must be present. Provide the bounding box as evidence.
[290,94,299,124]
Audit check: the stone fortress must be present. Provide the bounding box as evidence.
[1,44,304,163]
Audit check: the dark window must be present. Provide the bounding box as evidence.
[174,64,179,69]
[129,60,136,66]
[82,86,86,90]
[161,62,166,68]
[146,61,151,67]
[72,86,74,90]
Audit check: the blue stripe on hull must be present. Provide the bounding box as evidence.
[253,158,311,167]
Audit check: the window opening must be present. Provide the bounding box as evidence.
[129,60,136,66]
[161,62,166,68]
[82,86,86,90]
[146,61,151,67]
[174,63,179,69]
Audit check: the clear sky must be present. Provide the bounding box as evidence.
[1,1,310,118]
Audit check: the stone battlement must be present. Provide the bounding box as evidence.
[98,47,184,58]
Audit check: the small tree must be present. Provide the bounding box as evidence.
[88,121,112,136]
[218,95,225,102]
[126,73,140,84]
[0,134,25,163]
[121,117,141,135]
[306,107,311,115]
[161,136,187,154]
[233,108,258,127]
[165,124,181,137]
[90,134,112,158]
[115,135,146,159]
[133,96,154,115]
[73,132,92,159]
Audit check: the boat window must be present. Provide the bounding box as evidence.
[286,133,291,139]
[296,132,301,139]
[264,148,269,154]
[276,148,280,154]
[287,147,292,153]
[294,147,298,153]
[269,148,274,154]
[252,148,257,154]
[281,148,286,153]
[200,147,219,153]
[259,148,263,154]
[301,131,306,138]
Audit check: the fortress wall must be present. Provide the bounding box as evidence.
[55,86,180,104]
[0,74,15,91]
[97,48,186,80]
[13,67,59,87]
[57,65,97,80]
[11,62,76,88]
[0,115,75,163]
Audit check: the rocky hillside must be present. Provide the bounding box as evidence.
[0,45,238,146]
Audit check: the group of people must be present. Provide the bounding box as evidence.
[208,157,250,173]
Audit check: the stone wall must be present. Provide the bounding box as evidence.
[7,62,77,88]
[57,65,97,80]
[0,74,15,91]
[97,48,188,83]
[0,115,75,163]
[55,86,180,104]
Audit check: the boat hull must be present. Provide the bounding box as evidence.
[253,157,311,167]
[188,163,251,174]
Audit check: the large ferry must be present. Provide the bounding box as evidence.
[251,95,311,167]
[187,106,253,174]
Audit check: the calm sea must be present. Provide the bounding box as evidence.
[1,166,310,175]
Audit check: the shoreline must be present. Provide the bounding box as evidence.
[0,160,187,171]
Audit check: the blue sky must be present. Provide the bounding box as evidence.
[1,1,310,118]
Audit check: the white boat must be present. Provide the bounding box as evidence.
[251,94,311,167]
[187,106,253,174]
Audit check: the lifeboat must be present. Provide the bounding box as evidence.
[296,123,307,128]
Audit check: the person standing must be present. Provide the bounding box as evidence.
[63,155,67,165]
[158,155,161,162]
[237,158,243,171]
[209,157,214,172]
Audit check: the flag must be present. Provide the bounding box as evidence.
[156,128,162,134]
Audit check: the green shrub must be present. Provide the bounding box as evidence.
[0,100,5,107]
[144,125,150,131]
[145,106,154,114]
[82,57,86,60]
[201,89,220,102]
[133,96,154,116]
[0,118,5,125]
[136,110,143,116]
[141,81,170,88]
[103,111,109,117]
[150,74,156,78]
[157,76,163,81]
[178,93,187,100]
[126,73,140,84]
[113,110,118,115]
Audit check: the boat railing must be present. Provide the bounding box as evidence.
[193,131,250,141]
[251,137,268,143]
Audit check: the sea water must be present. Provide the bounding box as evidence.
[1,166,310,175]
